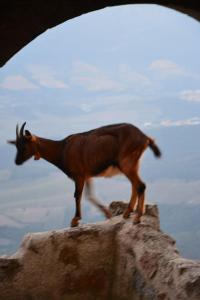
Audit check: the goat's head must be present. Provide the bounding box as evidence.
[8,122,39,165]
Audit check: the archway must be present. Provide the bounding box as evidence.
[0,0,200,67]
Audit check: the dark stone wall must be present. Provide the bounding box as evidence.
[0,0,200,67]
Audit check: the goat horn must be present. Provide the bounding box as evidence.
[20,122,26,137]
[16,124,19,139]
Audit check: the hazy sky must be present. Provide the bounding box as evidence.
[0,5,200,252]
[0,4,200,141]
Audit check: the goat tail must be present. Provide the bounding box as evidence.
[148,137,162,158]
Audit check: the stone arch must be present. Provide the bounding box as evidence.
[1,1,200,67]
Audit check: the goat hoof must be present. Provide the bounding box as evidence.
[123,213,130,219]
[123,209,131,219]
[133,215,141,224]
[103,208,112,219]
[70,217,80,227]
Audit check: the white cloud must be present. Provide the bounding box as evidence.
[180,90,200,102]
[119,64,151,86]
[149,59,185,75]
[160,117,200,127]
[80,103,93,113]
[71,61,124,92]
[142,117,200,128]
[0,75,38,90]
[28,65,68,89]
[68,94,140,114]
[143,122,153,127]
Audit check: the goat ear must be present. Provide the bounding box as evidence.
[7,140,16,145]
[25,130,32,140]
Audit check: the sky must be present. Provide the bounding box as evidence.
[0,4,200,255]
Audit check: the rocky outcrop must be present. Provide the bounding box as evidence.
[0,202,200,300]
[1,1,200,67]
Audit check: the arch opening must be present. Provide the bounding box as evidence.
[0,5,200,259]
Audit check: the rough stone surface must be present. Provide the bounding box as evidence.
[1,1,200,67]
[0,202,200,300]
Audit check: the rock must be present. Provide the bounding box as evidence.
[109,200,128,216]
[0,202,200,300]
[0,258,21,281]
[110,201,160,230]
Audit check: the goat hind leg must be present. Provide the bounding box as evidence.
[123,185,137,219]
[133,181,146,224]
[85,180,112,219]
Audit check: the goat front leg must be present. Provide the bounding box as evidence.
[85,179,112,219]
[71,179,84,227]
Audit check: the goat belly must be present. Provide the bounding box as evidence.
[96,166,121,178]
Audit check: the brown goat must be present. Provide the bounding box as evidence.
[8,122,161,226]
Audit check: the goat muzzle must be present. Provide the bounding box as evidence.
[34,152,41,160]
